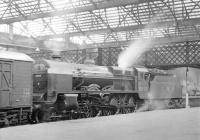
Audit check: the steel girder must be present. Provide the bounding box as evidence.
[0,0,200,47]
[0,0,158,23]
[140,41,200,69]
[28,40,200,69]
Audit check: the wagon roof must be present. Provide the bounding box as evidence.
[0,51,34,62]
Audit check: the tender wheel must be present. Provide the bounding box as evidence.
[120,95,129,114]
[175,99,184,108]
[166,99,176,109]
[127,97,136,112]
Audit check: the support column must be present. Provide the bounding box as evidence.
[9,24,13,40]
[65,34,70,49]
[97,48,103,65]
[82,49,86,64]
[185,67,190,108]
[185,42,190,108]
[8,24,14,51]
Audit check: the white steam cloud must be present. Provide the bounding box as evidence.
[118,38,153,68]
[118,11,169,68]
[44,40,65,55]
[136,92,171,112]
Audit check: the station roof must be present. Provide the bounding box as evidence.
[0,0,200,50]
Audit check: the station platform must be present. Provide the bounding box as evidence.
[0,107,200,140]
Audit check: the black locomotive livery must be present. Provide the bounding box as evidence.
[0,51,186,126]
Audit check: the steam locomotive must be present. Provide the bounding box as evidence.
[0,51,183,126]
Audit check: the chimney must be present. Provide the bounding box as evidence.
[52,54,62,61]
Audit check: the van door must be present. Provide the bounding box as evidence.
[0,61,12,107]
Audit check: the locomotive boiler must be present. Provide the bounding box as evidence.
[32,59,182,122]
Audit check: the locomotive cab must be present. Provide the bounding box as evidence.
[134,67,149,93]
[33,62,48,102]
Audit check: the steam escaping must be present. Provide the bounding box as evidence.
[118,39,153,68]
[136,92,170,112]
[118,10,170,68]
[44,40,65,55]
[118,10,176,110]
[118,24,155,68]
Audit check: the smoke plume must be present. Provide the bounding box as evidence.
[117,10,171,68]
[118,38,153,68]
